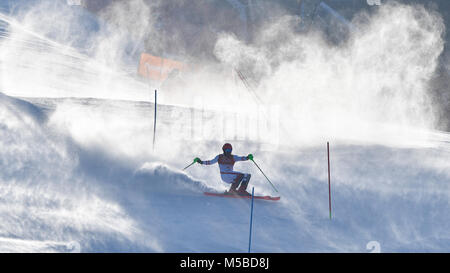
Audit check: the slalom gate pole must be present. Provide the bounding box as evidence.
[327,142,332,220]
[152,89,157,151]
[251,159,278,193]
[182,161,195,171]
[248,187,255,253]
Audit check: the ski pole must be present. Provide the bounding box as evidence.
[182,161,196,171]
[183,158,200,171]
[251,159,278,193]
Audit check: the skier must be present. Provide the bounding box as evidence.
[194,143,253,196]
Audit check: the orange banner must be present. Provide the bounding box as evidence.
[138,53,186,81]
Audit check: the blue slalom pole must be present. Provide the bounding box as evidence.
[248,187,254,253]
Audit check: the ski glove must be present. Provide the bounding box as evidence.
[247,154,253,160]
[194,157,203,164]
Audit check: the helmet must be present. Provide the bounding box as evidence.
[222,143,232,153]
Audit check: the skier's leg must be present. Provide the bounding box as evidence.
[237,174,251,193]
[228,174,244,193]
[229,181,239,192]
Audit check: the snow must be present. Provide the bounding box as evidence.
[0,93,449,253]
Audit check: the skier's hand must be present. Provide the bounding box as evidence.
[194,157,203,164]
[247,154,253,161]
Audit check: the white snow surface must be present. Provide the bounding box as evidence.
[0,93,449,253]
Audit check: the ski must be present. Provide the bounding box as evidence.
[204,192,280,201]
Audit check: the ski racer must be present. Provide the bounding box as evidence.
[194,143,253,196]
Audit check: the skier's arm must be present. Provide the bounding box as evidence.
[233,155,249,162]
[202,155,219,165]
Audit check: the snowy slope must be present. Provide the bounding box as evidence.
[1,93,449,252]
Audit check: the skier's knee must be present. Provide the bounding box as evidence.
[244,173,251,182]
[236,174,245,183]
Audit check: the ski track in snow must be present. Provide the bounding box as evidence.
[0,93,449,252]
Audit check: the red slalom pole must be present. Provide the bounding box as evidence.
[327,142,332,220]
[153,89,157,151]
